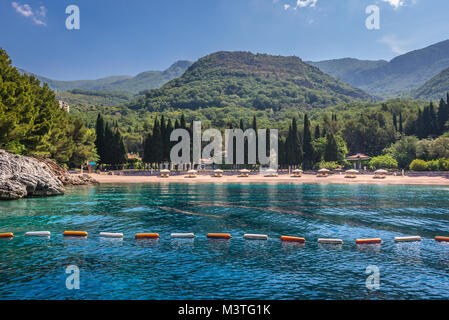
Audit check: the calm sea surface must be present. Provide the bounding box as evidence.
[1,183,449,299]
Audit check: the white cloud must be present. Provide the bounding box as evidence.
[11,2,47,26]
[378,35,411,55]
[381,0,405,8]
[284,0,318,10]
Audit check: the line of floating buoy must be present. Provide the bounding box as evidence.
[207,233,231,239]
[171,233,195,238]
[395,236,422,242]
[318,238,343,244]
[244,234,268,240]
[281,236,306,243]
[3,231,449,245]
[356,238,382,244]
[63,231,88,237]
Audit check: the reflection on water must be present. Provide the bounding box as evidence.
[1,183,449,299]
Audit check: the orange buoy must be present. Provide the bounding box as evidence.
[356,238,381,244]
[63,231,87,237]
[281,236,306,243]
[435,236,449,242]
[207,233,231,239]
[0,233,14,238]
[135,233,159,239]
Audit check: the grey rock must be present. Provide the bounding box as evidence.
[0,149,98,200]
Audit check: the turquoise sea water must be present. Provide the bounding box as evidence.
[1,183,449,300]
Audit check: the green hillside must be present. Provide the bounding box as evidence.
[19,60,192,94]
[128,51,372,112]
[413,67,449,101]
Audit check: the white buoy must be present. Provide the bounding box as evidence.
[394,236,422,242]
[244,234,268,240]
[318,238,343,244]
[171,233,195,238]
[99,232,123,238]
[25,231,51,237]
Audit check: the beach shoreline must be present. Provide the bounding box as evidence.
[85,173,449,186]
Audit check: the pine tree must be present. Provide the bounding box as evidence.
[302,114,314,170]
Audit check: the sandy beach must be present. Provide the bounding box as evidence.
[86,173,449,186]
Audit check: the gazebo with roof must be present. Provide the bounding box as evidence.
[345,153,371,170]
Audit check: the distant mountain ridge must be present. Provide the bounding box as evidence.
[309,39,449,97]
[307,58,388,85]
[19,60,193,94]
[129,51,372,112]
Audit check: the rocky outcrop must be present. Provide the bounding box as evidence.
[0,150,98,200]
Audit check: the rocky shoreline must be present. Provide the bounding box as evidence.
[0,150,98,200]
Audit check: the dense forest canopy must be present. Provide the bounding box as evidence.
[0,48,97,167]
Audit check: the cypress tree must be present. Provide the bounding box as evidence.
[95,114,105,164]
[438,98,449,134]
[291,118,303,165]
[324,132,338,162]
[152,117,162,164]
[180,114,186,129]
[399,112,403,134]
[314,125,321,139]
[393,113,397,131]
[103,122,114,164]
[143,132,153,164]
[302,114,314,170]
[252,116,258,164]
[429,102,438,136]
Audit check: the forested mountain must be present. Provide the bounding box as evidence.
[128,51,372,112]
[413,67,449,101]
[19,60,193,94]
[310,39,449,97]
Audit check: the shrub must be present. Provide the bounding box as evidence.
[439,158,449,171]
[427,159,440,171]
[409,159,428,171]
[368,155,398,170]
[316,161,339,170]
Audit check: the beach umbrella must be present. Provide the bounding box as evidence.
[160,169,170,173]
[265,168,277,173]
[346,169,359,174]
[292,169,303,173]
[240,169,250,173]
[187,169,197,174]
[318,168,330,173]
[214,169,223,173]
[375,169,388,174]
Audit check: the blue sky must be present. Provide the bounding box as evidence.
[1,0,448,80]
